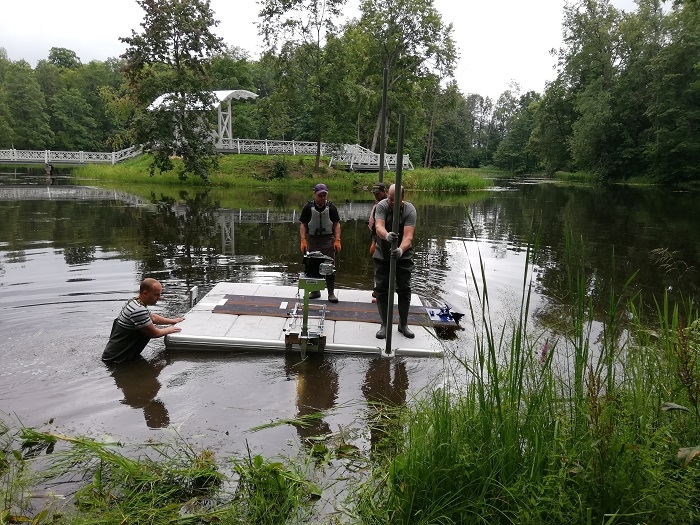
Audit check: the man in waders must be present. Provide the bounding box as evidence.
[299,183,342,303]
[367,182,388,303]
[102,278,184,363]
[372,184,416,339]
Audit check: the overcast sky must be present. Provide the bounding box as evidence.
[1,0,638,101]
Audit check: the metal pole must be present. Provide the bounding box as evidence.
[301,286,311,360]
[384,114,405,356]
[378,68,388,183]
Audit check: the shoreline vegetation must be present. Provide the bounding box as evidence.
[3,233,700,524]
[6,153,676,191]
[68,153,501,192]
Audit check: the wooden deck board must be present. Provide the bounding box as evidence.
[212,294,458,328]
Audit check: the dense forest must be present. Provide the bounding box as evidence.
[0,0,697,183]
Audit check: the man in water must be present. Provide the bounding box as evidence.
[372,184,416,339]
[102,278,184,363]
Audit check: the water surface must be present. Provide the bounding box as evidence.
[1,168,699,469]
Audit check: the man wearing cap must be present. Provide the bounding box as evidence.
[372,184,417,339]
[368,182,388,244]
[299,183,342,303]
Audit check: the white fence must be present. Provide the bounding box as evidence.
[218,138,335,156]
[0,141,413,171]
[0,146,140,165]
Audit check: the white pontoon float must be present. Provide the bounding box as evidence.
[164,279,461,358]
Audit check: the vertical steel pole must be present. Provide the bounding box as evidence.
[378,68,388,183]
[384,114,405,356]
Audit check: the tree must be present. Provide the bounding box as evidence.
[493,91,542,174]
[555,0,622,178]
[0,84,14,147]
[426,82,468,168]
[50,87,99,150]
[529,80,576,174]
[356,0,457,153]
[645,0,700,183]
[3,62,53,149]
[258,0,347,169]
[48,47,82,69]
[120,0,224,180]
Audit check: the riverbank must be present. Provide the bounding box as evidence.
[68,153,498,192]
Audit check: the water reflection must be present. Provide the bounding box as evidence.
[4,176,700,459]
[361,357,408,454]
[107,356,170,429]
[284,354,339,444]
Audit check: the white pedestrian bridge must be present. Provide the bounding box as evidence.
[0,141,413,172]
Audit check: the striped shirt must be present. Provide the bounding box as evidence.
[115,298,152,330]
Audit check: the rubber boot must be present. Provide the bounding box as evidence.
[309,290,321,300]
[375,296,388,339]
[326,275,338,303]
[397,298,415,338]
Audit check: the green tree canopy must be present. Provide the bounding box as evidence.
[3,62,53,149]
[120,0,224,180]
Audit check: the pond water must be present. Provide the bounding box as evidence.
[1,166,700,487]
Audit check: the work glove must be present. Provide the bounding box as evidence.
[385,231,398,243]
[369,240,376,256]
[391,247,403,259]
[300,239,308,253]
[334,237,342,254]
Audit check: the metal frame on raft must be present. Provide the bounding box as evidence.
[283,274,329,358]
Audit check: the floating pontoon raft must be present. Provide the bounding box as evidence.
[164,282,460,357]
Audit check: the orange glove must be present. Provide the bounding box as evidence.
[300,239,308,253]
[334,238,342,254]
[369,240,376,256]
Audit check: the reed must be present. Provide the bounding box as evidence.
[352,229,700,524]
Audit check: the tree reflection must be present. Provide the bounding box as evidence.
[107,356,170,429]
[63,246,95,265]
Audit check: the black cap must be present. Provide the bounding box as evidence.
[371,182,387,194]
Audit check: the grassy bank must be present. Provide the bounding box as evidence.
[69,153,497,192]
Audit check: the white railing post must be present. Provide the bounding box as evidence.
[45,150,49,163]
[292,141,296,155]
[237,138,240,154]
[265,139,269,155]
[112,152,116,165]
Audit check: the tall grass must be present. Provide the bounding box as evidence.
[0,429,322,524]
[69,154,497,193]
[353,232,700,524]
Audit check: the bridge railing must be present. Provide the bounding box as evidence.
[0,146,140,165]
[0,141,413,171]
[217,139,340,156]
